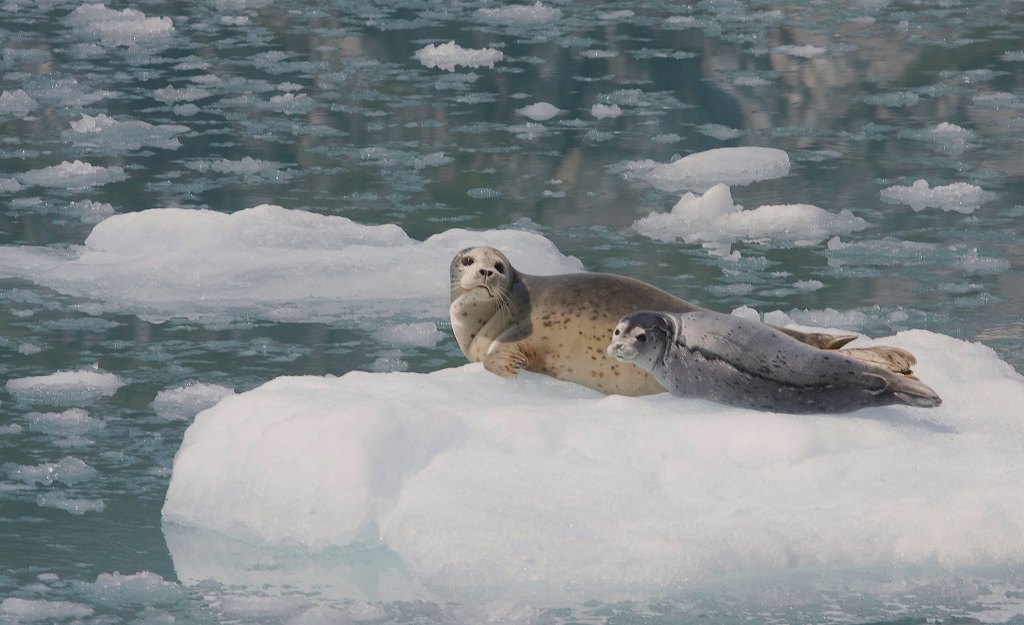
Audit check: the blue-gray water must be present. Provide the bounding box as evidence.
[2,1,1023,624]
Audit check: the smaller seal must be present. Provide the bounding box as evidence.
[607,310,942,413]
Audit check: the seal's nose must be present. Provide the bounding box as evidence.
[479,268,493,277]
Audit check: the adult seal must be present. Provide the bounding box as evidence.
[449,246,919,396]
[607,309,942,413]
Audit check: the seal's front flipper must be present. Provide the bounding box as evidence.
[483,343,531,378]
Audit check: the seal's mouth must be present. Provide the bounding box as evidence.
[607,340,636,361]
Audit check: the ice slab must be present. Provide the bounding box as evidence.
[163,329,1024,600]
[516,102,562,121]
[633,183,867,253]
[620,147,791,192]
[0,205,580,325]
[0,598,94,621]
[0,89,39,118]
[474,2,562,24]
[6,370,124,406]
[590,103,623,119]
[414,42,504,72]
[880,179,996,213]
[67,3,174,49]
[13,160,127,190]
[65,114,189,152]
[152,383,235,421]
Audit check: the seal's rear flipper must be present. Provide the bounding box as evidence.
[890,376,942,408]
[843,346,918,375]
[776,327,858,350]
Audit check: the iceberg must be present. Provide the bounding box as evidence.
[163,327,1024,600]
[621,147,791,192]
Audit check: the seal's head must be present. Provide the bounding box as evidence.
[450,246,515,302]
[607,310,676,372]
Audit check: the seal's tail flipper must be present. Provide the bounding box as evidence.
[879,373,942,408]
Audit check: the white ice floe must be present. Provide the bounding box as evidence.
[474,2,562,24]
[74,571,184,607]
[13,160,127,190]
[152,383,236,421]
[516,102,562,121]
[186,156,291,178]
[7,371,124,406]
[4,457,98,486]
[414,42,504,72]
[0,205,580,325]
[620,147,791,192]
[162,328,1024,600]
[0,89,39,118]
[633,183,867,253]
[772,44,826,58]
[0,598,94,621]
[65,114,189,152]
[863,91,920,107]
[880,179,996,213]
[590,103,623,119]
[26,409,105,437]
[36,492,106,515]
[67,4,174,49]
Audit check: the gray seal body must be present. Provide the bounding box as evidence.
[607,310,942,414]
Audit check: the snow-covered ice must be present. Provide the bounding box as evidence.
[4,457,98,486]
[13,160,127,190]
[6,370,124,405]
[880,179,996,213]
[36,492,106,515]
[772,45,825,58]
[67,3,174,49]
[0,89,39,118]
[621,147,791,192]
[152,383,236,421]
[65,114,189,152]
[474,2,562,24]
[590,103,623,119]
[0,598,94,621]
[633,183,867,252]
[414,42,504,72]
[163,328,1024,600]
[516,102,562,121]
[0,205,581,324]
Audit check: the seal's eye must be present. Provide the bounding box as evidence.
[461,257,474,267]
[494,261,505,274]
[636,332,646,343]
[614,329,620,336]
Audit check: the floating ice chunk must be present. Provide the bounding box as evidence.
[1002,50,1024,62]
[898,122,976,154]
[412,152,454,169]
[67,4,174,49]
[590,103,622,119]
[0,89,39,117]
[163,331,1024,598]
[65,114,189,152]
[414,41,504,72]
[66,199,116,224]
[621,147,791,192]
[4,457,98,486]
[863,91,920,107]
[0,205,580,324]
[880,179,996,213]
[372,322,445,348]
[474,2,562,24]
[15,160,127,190]
[8,371,124,406]
[633,183,867,250]
[152,383,235,421]
[696,123,742,140]
[793,279,825,291]
[36,491,106,515]
[186,156,292,179]
[959,249,1011,275]
[27,405,104,436]
[75,571,184,607]
[153,85,211,104]
[772,44,826,58]
[516,102,562,121]
[0,598,94,621]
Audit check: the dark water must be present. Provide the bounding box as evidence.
[1,1,1023,623]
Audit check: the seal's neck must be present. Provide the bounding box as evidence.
[449,291,499,361]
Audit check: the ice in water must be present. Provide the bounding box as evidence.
[163,328,1024,599]
[414,42,504,72]
[620,147,791,192]
[880,179,997,213]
